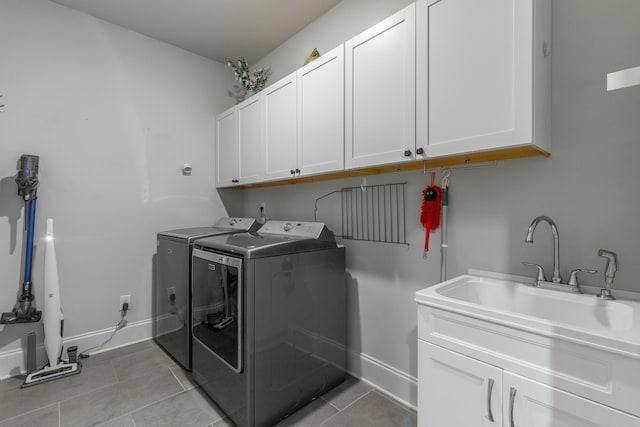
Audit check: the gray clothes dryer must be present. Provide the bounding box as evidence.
[191,221,346,427]
[154,217,260,370]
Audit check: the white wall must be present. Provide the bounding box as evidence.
[0,0,236,377]
[253,0,414,82]
[242,0,640,407]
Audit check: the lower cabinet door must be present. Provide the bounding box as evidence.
[418,341,502,427]
[504,371,640,427]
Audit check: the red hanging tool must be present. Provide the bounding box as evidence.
[420,172,442,255]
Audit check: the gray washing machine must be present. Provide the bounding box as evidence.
[154,217,260,370]
[191,221,346,427]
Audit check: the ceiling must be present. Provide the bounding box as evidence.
[49,0,343,64]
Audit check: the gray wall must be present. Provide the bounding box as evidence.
[0,0,235,369]
[240,0,640,400]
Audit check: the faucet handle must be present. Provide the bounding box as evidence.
[522,262,546,283]
[567,268,597,286]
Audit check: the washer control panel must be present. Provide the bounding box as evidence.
[213,217,258,231]
[258,220,326,239]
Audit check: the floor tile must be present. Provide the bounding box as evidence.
[59,367,182,427]
[211,417,235,427]
[129,388,225,427]
[168,363,196,391]
[0,403,59,427]
[276,397,339,427]
[4,339,417,427]
[320,390,416,427]
[0,361,117,422]
[96,416,136,427]
[0,375,24,393]
[109,345,173,383]
[320,375,373,410]
[80,340,153,367]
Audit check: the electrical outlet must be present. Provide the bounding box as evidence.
[167,287,176,303]
[119,295,131,311]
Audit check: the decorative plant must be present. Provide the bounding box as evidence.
[226,58,271,102]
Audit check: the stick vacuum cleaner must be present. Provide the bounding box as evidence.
[1,155,42,325]
[1,155,81,386]
[22,218,81,387]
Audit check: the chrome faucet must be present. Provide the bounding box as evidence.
[525,216,562,284]
[597,249,618,300]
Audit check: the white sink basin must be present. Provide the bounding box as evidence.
[415,270,640,357]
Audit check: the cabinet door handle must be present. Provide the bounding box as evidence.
[295,168,300,175]
[485,378,495,422]
[509,387,517,427]
[403,149,412,157]
[290,169,296,175]
[416,147,424,155]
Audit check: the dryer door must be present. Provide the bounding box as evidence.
[192,249,243,373]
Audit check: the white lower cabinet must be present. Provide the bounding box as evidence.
[505,371,639,427]
[419,341,502,427]
[419,341,639,427]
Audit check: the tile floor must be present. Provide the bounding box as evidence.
[0,340,417,427]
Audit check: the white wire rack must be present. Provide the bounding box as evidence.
[339,182,407,245]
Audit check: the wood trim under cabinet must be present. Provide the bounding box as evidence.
[224,145,549,189]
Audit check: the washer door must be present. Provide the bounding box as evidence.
[192,249,243,373]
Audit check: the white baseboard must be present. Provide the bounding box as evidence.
[0,318,153,380]
[346,349,417,410]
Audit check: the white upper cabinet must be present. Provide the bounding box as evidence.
[263,46,346,182]
[236,96,263,184]
[417,0,551,159]
[215,96,263,187]
[345,4,419,169]
[263,72,298,181]
[297,44,345,176]
[216,108,238,187]
[215,0,553,188]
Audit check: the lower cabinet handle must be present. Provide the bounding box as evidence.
[509,387,517,427]
[485,378,495,422]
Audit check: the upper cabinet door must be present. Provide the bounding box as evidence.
[345,4,417,169]
[264,72,298,181]
[237,96,263,184]
[297,44,345,177]
[417,0,551,158]
[216,107,238,187]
